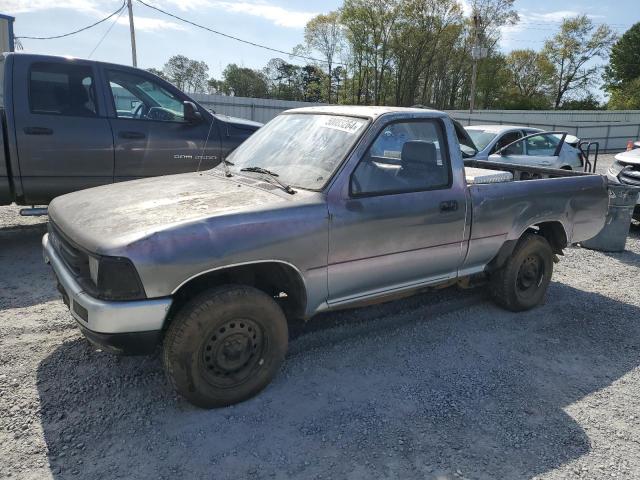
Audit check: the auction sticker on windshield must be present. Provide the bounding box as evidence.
[321,116,366,134]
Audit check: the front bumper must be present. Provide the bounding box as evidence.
[43,233,172,354]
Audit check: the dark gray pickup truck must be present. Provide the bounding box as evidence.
[0,52,260,208]
[44,106,609,408]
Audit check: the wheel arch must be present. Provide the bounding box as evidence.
[487,220,567,272]
[168,261,308,324]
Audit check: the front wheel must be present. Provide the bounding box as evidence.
[163,285,288,408]
[490,233,553,312]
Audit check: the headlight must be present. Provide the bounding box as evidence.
[89,256,146,301]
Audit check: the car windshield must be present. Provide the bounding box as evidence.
[465,128,497,151]
[224,113,368,190]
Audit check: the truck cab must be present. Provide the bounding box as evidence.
[0,52,260,206]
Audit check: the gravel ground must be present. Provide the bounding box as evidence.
[1,155,639,480]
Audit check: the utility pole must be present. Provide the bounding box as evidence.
[127,0,137,67]
[469,13,480,114]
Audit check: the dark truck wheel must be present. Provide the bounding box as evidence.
[490,233,553,312]
[163,285,288,408]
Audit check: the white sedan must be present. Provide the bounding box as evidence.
[463,124,583,170]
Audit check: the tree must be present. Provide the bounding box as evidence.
[341,0,401,105]
[604,22,640,88]
[497,49,554,108]
[184,60,209,93]
[147,67,167,80]
[162,55,191,90]
[162,55,210,93]
[559,94,603,110]
[543,15,617,108]
[604,22,640,110]
[608,77,640,109]
[221,64,269,98]
[304,11,344,102]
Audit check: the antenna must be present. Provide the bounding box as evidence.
[197,114,231,177]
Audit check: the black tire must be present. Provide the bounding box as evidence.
[163,285,288,408]
[490,233,553,312]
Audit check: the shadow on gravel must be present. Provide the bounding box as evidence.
[0,222,57,308]
[36,284,640,480]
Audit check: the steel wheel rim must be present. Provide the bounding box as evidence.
[201,318,266,388]
[516,254,544,297]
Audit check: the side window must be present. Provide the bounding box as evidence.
[493,131,523,153]
[525,134,560,156]
[351,120,450,196]
[29,62,97,117]
[107,70,186,122]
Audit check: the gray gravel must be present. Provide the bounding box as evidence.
[1,160,639,479]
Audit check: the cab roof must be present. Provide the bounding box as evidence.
[284,105,447,120]
[465,124,541,133]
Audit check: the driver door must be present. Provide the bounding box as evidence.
[104,67,221,181]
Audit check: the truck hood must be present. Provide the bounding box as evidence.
[615,149,640,165]
[48,171,289,253]
[213,113,262,130]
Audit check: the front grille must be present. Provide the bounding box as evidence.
[48,221,95,293]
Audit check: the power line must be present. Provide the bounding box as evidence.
[88,5,126,58]
[134,0,344,66]
[16,2,126,40]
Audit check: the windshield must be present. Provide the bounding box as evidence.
[225,113,368,190]
[465,128,497,151]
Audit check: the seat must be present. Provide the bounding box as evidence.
[397,141,444,189]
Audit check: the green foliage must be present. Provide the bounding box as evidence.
[219,64,269,98]
[604,22,640,110]
[559,94,603,110]
[149,2,621,111]
[543,15,617,108]
[604,22,640,88]
[162,55,209,93]
[608,78,640,110]
[146,67,166,80]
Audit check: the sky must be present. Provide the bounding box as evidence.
[1,0,638,81]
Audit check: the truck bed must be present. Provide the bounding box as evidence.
[460,159,609,275]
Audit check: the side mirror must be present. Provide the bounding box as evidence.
[183,101,202,123]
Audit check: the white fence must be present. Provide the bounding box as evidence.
[189,93,323,124]
[187,93,640,151]
[449,111,640,152]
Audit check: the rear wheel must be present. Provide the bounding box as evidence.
[163,285,288,408]
[490,233,553,312]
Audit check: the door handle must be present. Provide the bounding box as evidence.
[119,131,146,139]
[24,127,53,135]
[440,200,458,212]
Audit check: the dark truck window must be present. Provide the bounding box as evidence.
[29,62,97,117]
[351,119,451,196]
[107,69,186,122]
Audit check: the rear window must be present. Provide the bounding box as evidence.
[29,62,98,117]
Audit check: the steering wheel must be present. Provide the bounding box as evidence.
[147,107,176,121]
[132,103,145,119]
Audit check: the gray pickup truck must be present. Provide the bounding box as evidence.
[0,52,260,208]
[43,106,609,408]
